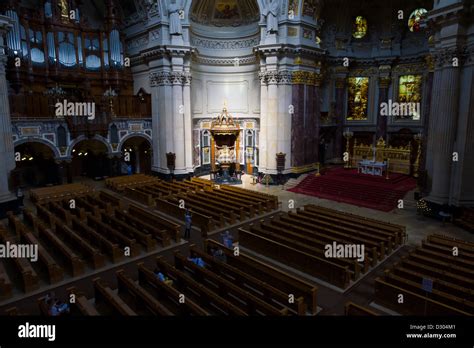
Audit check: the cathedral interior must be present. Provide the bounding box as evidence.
[0,0,473,341]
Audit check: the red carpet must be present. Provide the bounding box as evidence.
[288,167,417,212]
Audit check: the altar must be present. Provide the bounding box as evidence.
[358,160,387,176]
[209,104,242,185]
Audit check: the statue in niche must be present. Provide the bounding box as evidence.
[262,0,280,34]
[168,0,183,35]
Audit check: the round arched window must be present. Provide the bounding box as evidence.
[408,8,428,32]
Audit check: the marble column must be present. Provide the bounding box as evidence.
[334,75,346,161]
[266,71,279,174]
[426,61,460,204]
[258,71,268,172]
[277,71,292,172]
[171,72,185,173]
[313,75,322,163]
[376,74,391,140]
[183,71,193,173]
[291,82,305,167]
[0,16,15,206]
[150,71,171,174]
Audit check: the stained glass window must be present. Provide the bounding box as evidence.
[352,16,367,39]
[347,77,369,121]
[398,75,422,120]
[408,8,427,32]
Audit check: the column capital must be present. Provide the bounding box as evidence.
[432,46,467,69]
[150,71,172,86]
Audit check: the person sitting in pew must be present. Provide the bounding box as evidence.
[188,256,206,268]
[49,299,70,316]
[154,268,173,285]
[211,247,227,263]
[221,231,234,249]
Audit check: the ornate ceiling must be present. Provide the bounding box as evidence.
[190,0,260,27]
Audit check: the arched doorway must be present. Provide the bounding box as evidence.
[13,142,60,187]
[71,139,111,180]
[120,136,152,175]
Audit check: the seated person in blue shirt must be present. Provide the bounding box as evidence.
[154,268,173,285]
[188,256,206,268]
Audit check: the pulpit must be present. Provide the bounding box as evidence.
[210,105,242,184]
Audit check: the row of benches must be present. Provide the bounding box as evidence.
[374,234,474,315]
[23,238,317,316]
[107,175,279,237]
[238,204,405,289]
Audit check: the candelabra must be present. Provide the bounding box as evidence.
[104,87,118,117]
[413,132,423,178]
[343,129,354,168]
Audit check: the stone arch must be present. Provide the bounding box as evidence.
[118,133,152,152]
[14,138,61,158]
[66,135,113,157]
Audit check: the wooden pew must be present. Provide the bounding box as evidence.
[0,260,13,300]
[67,287,100,316]
[247,223,362,280]
[19,223,64,284]
[137,263,211,316]
[54,223,106,269]
[304,205,406,244]
[86,194,114,215]
[204,189,260,216]
[23,208,39,233]
[168,195,226,228]
[114,209,170,247]
[37,222,85,277]
[30,183,93,204]
[185,192,241,223]
[290,211,389,257]
[220,185,278,210]
[187,245,306,315]
[128,204,180,242]
[391,265,474,302]
[155,198,215,237]
[116,270,173,315]
[155,256,248,316]
[0,229,40,293]
[374,277,472,315]
[6,211,23,236]
[400,257,474,289]
[86,215,139,257]
[125,187,156,207]
[382,269,474,314]
[174,252,289,316]
[98,191,125,210]
[101,212,157,251]
[71,218,123,263]
[205,239,318,315]
[238,227,351,289]
[345,302,378,316]
[93,278,137,316]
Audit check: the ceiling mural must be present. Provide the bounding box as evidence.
[190,0,260,26]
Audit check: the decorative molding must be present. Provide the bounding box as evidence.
[149,71,192,86]
[126,34,149,50]
[192,55,257,66]
[431,46,468,68]
[292,70,322,86]
[191,36,259,50]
